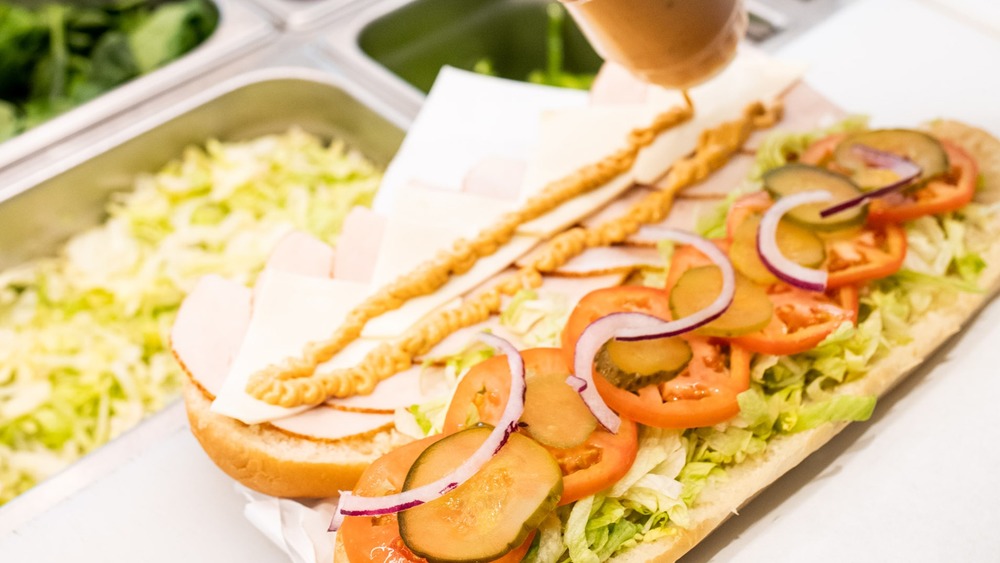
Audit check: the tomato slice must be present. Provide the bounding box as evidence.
[664,235,860,356]
[443,348,639,506]
[560,286,674,369]
[723,192,906,289]
[731,284,856,356]
[664,239,732,293]
[725,190,773,240]
[561,285,751,429]
[340,436,442,563]
[801,134,978,226]
[837,283,860,324]
[593,337,752,429]
[866,142,977,225]
[339,434,534,563]
[798,132,846,168]
[822,223,907,288]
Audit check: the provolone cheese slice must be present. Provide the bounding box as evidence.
[371,183,518,289]
[634,48,804,182]
[363,234,540,338]
[211,270,370,424]
[462,155,527,202]
[518,172,635,238]
[373,66,587,214]
[516,49,803,238]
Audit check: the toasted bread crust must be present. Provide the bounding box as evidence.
[183,379,411,498]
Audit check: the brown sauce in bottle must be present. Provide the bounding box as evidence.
[562,0,747,89]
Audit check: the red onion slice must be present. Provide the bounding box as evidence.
[820,144,922,218]
[329,332,526,531]
[758,190,833,292]
[571,228,737,434]
[566,375,588,392]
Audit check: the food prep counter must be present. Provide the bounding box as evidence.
[1,0,999,561]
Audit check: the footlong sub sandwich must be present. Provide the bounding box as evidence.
[171,62,1000,561]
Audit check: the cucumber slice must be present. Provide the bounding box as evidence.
[670,266,773,337]
[522,368,597,449]
[596,336,692,392]
[834,129,949,185]
[399,427,562,563]
[763,164,866,231]
[730,213,826,284]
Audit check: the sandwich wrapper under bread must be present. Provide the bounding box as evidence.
[229,50,804,561]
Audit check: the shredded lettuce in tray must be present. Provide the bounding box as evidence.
[0,128,381,505]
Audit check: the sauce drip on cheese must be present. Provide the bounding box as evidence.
[246,100,782,408]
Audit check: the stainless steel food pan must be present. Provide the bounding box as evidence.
[0,67,405,271]
[0,66,406,528]
[248,0,361,31]
[323,0,602,118]
[0,0,274,172]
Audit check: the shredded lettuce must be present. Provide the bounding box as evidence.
[451,118,997,560]
[0,129,380,504]
[401,340,498,439]
[500,289,569,347]
[749,115,870,181]
[394,396,450,439]
[565,496,601,563]
[525,513,567,563]
[539,428,691,562]
[695,116,871,241]
[421,339,496,389]
[639,240,675,288]
[695,187,753,240]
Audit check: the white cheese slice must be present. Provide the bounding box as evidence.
[211,270,372,424]
[368,216,461,292]
[516,48,803,237]
[370,184,518,289]
[462,155,526,202]
[362,234,540,338]
[634,48,805,182]
[373,66,587,214]
[519,155,636,238]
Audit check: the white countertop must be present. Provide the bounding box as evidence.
[3,0,1000,561]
